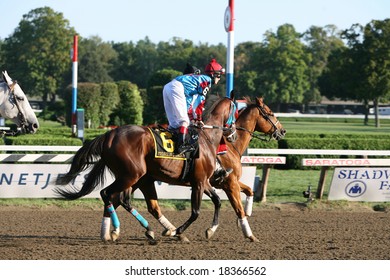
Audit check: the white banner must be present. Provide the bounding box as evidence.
[329,167,390,201]
[0,164,256,200]
[241,156,285,165]
[303,158,390,166]
[0,164,103,198]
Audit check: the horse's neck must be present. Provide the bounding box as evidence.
[202,99,235,150]
[232,124,254,155]
[233,111,258,155]
[0,83,6,107]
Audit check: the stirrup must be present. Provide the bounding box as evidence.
[223,168,233,177]
[213,167,233,184]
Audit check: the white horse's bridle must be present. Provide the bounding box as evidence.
[2,80,28,134]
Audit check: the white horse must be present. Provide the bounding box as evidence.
[0,71,39,134]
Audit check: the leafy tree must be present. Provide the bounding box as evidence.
[143,68,181,125]
[78,36,117,83]
[2,7,76,105]
[112,81,143,125]
[77,83,101,128]
[318,46,350,100]
[110,41,137,82]
[321,19,390,127]
[361,19,390,127]
[157,38,196,70]
[99,82,119,126]
[235,42,262,98]
[130,37,159,89]
[301,25,344,111]
[63,82,101,128]
[255,24,311,111]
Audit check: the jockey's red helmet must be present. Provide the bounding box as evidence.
[204,59,225,77]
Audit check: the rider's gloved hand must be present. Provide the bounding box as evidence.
[196,120,204,128]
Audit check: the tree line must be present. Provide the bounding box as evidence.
[0,7,389,127]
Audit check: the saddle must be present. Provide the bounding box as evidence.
[147,126,199,181]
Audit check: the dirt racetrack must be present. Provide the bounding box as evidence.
[0,204,389,260]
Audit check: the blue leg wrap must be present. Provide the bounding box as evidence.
[130,208,149,228]
[107,204,120,229]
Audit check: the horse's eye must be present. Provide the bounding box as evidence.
[16,96,24,101]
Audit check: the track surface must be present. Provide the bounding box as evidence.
[1,205,389,260]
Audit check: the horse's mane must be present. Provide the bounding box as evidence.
[203,89,238,122]
[202,95,224,122]
[236,96,255,115]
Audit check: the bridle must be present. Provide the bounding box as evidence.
[1,81,28,136]
[236,104,283,142]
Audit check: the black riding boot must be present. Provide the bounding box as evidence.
[176,126,193,154]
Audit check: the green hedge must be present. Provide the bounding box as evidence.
[284,132,390,140]
[276,136,390,169]
[249,137,279,149]
[4,137,82,146]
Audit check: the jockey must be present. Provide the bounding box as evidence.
[163,58,225,154]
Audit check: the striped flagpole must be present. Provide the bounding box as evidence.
[71,35,78,135]
[224,0,234,98]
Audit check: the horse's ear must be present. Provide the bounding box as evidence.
[2,71,12,86]
[256,97,264,106]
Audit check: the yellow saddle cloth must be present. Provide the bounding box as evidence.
[147,127,186,160]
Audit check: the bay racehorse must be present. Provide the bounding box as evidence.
[102,97,285,242]
[0,71,39,135]
[55,97,237,241]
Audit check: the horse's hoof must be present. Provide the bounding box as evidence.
[101,234,112,242]
[145,230,155,241]
[176,234,190,243]
[205,228,215,240]
[111,229,120,242]
[147,234,159,246]
[148,239,159,245]
[162,229,171,236]
[248,235,259,242]
[162,229,176,237]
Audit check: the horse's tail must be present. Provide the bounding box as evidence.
[54,133,108,200]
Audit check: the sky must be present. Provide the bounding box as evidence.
[1,0,389,45]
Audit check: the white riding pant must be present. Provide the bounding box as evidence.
[163,79,189,129]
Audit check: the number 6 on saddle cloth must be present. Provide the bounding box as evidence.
[148,127,198,159]
[147,127,199,181]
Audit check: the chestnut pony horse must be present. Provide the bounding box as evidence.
[55,97,237,241]
[103,97,285,242]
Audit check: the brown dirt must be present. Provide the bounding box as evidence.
[0,204,389,260]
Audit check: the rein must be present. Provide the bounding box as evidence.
[235,104,281,142]
[194,99,237,145]
[0,129,20,137]
[235,126,274,142]
[3,81,28,134]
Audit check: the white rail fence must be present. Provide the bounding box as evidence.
[1,146,390,201]
[247,148,390,201]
